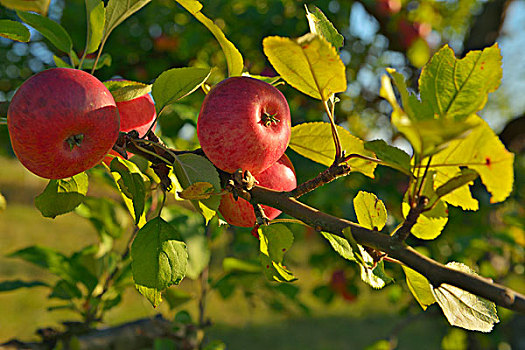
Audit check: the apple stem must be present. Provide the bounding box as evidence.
[66,133,84,151]
[261,112,280,127]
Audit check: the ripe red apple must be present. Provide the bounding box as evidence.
[219,154,297,227]
[103,80,156,164]
[7,68,119,179]
[197,76,291,174]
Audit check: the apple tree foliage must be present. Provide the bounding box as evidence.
[0,0,523,348]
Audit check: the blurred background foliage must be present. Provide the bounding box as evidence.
[0,0,524,349]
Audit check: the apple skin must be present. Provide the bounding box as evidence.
[103,81,156,164]
[219,154,296,227]
[197,76,291,174]
[7,68,120,179]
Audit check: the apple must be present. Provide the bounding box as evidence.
[103,79,156,164]
[7,68,120,179]
[197,76,291,174]
[219,154,296,227]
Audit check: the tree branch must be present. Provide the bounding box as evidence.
[114,133,525,314]
[249,186,525,313]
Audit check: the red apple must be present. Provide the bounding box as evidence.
[219,154,296,227]
[197,76,291,174]
[103,80,156,164]
[7,68,119,179]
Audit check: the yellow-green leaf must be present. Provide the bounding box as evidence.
[431,262,499,332]
[305,5,343,50]
[401,265,436,310]
[419,44,502,121]
[353,191,387,231]
[430,115,514,204]
[402,173,448,240]
[85,0,105,54]
[263,33,346,100]
[174,0,243,76]
[290,122,376,178]
[0,0,50,15]
[104,80,152,103]
[178,182,215,200]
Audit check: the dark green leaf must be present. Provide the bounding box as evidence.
[49,279,82,300]
[35,172,88,218]
[53,55,72,68]
[365,140,411,174]
[305,5,344,50]
[152,67,211,114]
[131,217,188,307]
[85,0,105,54]
[16,10,72,53]
[0,19,30,42]
[79,52,112,70]
[0,280,48,292]
[9,246,98,291]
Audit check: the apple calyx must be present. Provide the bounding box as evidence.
[66,133,84,151]
[261,111,280,127]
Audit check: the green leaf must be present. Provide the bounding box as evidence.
[102,0,151,46]
[35,172,88,218]
[381,71,481,158]
[110,157,147,225]
[419,44,502,120]
[365,140,411,175]
[222,257,261,273]
[431,262,499,332]
[259,224,296,282]
[104,79,152,103]
[79,52,112,70]
[430,115,514,205]
[49,279,82,300]
[75,197,123,239]
[290,122,376,177]
[321,231,355,261]
[174,0,243,76]
[305,5,344,50]
[178,182,215,200]
[342,227,365,267]
[152,67,210,114]
[172,154,221,223]
[263,33,346,100]
[359,257,393,289]
[53,55,72,68]
[241,72,281,86]
[353,191,387,231]
[85,0,105,54]
[131,217,188,307]
[0,280,48,292]
[0,19,30,42]
[16,10,72,53]
[435,168,478,200]
[9,246,98,291]
[402,173,448,240]
[0,0,50,15]
[401,265,436,310]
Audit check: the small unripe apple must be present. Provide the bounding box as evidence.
[103,80,156,164]
[219,154,297,227]
[197,76,291,174]
[7,68,120,179]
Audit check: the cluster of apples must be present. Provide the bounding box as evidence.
[197,77,297,227]
[8,69,295,227]
[7,68,156,179]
